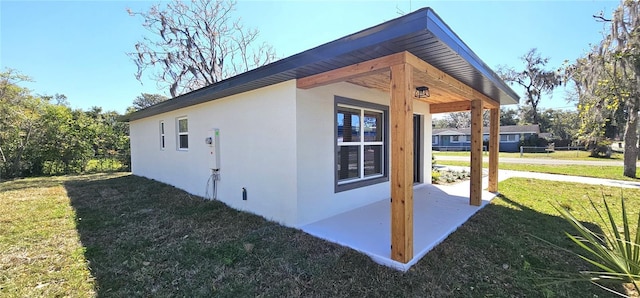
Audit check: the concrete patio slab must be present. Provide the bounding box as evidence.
[301,165,640,271]
[300,180,497,271]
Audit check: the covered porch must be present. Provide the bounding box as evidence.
[297,50,503,266]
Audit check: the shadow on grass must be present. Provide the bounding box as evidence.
[1,173,121,192]
[1,175,69,192]
[63,174,621,297]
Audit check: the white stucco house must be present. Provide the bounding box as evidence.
[123,8,519,265]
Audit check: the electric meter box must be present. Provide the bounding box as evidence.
[205,128,221,170]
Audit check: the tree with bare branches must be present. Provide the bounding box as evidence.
[498,49,562,125]
[128,0,277,97]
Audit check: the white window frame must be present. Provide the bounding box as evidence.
[500,134,518,142]
[160,121,166,150]
[337,104,384,184]
[432,135,438,145]
[177,117,189,150]
[451,135,461,143]
[335,97,388,193]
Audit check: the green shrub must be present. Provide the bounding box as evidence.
[520,134,549,148]
[431,170,441,184]
[431,169,469,184]
[587,140,613,158]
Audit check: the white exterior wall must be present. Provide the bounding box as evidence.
[295,82,433,226]
[130,80,299,226]
[130,79,433,228]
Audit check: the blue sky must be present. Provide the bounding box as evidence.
[1,0,619,114]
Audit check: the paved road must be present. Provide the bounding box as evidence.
[435,155,630,166]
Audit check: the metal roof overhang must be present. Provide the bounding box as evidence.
[123,7,519,122]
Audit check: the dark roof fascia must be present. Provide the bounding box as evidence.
[424,9,520,103]
[123,7,519,122]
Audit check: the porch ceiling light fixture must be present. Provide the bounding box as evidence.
[415,86,430,98]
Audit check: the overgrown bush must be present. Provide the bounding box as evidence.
[587,140,613,158]
[519,134,549,148]
[549,138,575,148]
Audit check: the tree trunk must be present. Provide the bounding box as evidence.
[623,98,639,178]
[11,123,33,177]
[530,98,539,124]
[0,145,6,163]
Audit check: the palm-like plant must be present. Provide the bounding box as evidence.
[555,195,640,296]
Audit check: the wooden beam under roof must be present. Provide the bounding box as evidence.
[346,71,469,104]
[482,96,500,109]
[429,99,498,114]
[298,51,502,110]
[296,52,405,89]
[429,101,471,114]
[403,52,501,108]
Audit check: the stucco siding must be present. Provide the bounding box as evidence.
[295,82,432,227]
[130,80,299,226]
[130,79,435,227]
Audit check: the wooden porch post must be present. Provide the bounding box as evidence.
[469,99,483,206]
[488,108,500,192]
[390,63,414,263]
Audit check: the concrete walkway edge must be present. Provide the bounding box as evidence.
[497,169,640,189]
[439,165,640,189]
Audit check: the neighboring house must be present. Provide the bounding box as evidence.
[433,125,540,152]
[123,8,519,265]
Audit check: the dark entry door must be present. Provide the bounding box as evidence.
[413,115,422,183]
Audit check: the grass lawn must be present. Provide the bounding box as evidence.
[436,160,640,182]
[434,150,623,161]
[2,173,638,296]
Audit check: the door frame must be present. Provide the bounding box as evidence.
[413,114,423,184]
